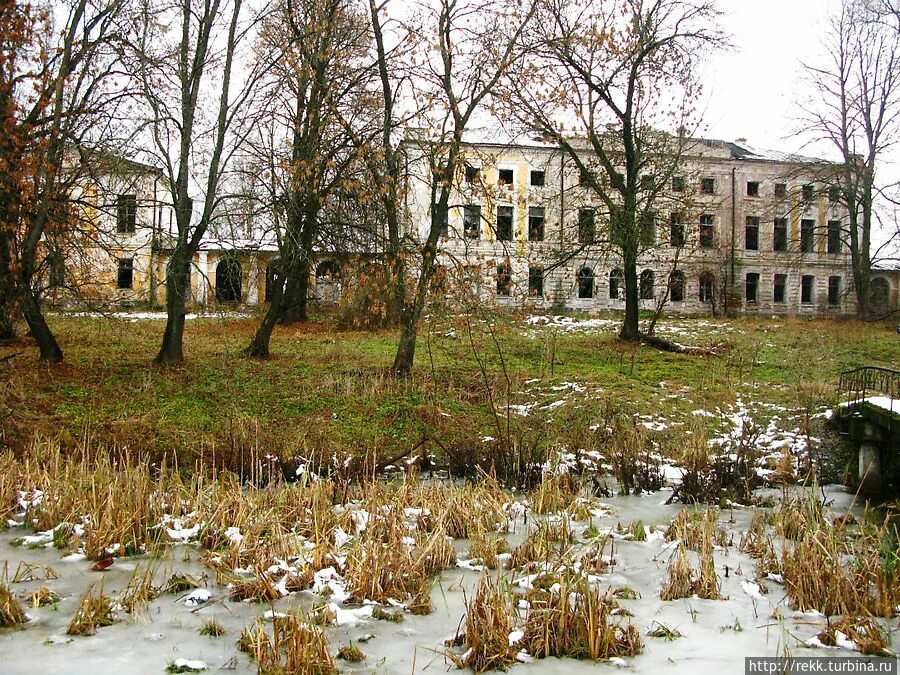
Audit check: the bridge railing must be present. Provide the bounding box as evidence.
[839,366,900,420]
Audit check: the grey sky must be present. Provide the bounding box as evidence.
[701,0,842,156]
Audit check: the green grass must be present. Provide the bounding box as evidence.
[1,311,897,473]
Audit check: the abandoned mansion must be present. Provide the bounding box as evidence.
[59,135,900,318]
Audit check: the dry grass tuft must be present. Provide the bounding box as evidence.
[450,575,516,673]
[507,519,573,571]
[665,508,724,551]
[531,474,579,515]
[816,616,892,656]
[199,618,226,637]
[660,545,721,601]
[119,565,159,617]
[0,582,27,628]
[237,613,337,675]
[521,575,643,661]
[12,562,57,583]
[336,643,365,662]
[67,581,116,635]
[468,531,510,570]
[30,586,60,608]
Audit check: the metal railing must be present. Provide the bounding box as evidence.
[839,366,900,423]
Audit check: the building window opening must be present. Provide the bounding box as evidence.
[528,266,543,297]
[528,207,545,241]
[609,268,623,299]
[669,271,685,302]
[577,266,594,299]
[496,205,513,241]
[117,257,134,289]
[745,216,760,251]
[801,275,814,304]
[745,272,759,303]
[774,273,787,303]
[640,269,655,299]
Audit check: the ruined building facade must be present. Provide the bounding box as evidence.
[404,135,896,317]
[59,138,900,318]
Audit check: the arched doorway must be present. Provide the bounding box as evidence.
[869,277,890,317]
[215,256,242,303]
[315,260,342,304]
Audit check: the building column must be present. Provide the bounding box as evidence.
[197,251,209,306]
[246,254,259,305]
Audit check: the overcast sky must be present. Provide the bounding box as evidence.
[700,0,843,156]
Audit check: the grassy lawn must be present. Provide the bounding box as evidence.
[1,310,897,475]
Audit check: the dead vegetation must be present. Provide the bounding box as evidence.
[0,579,27,628]
[238,613,337,675]
[67,580,116,636]
[659,545,721,601]
[521,575,643,660]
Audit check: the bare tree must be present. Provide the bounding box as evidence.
[502,0,725,342]
[0,0,129,360]
[243,0,376,357]
[129,0,260,363]
[387,0,537,376]
[800,0,900,318]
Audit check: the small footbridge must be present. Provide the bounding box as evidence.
[836,366,900,495]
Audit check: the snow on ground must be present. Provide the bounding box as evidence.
[62,311,251,322]
[523,314,738,342]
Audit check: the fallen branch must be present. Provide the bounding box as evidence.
[640,334,720,356]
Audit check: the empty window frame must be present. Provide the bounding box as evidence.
[465,165,481,183]
[578,167,591,186]
[745,272,760,303]
[669,271,685,302]
[578,208,595,244]
[670,212,685,247]
[116,194,137,233]
[801,275,814,304]
[528,266,544,297]
[496,261,512,296]
[827,220,842,253]
[773,274,787,303]
[745,216,760,250]
[528,207,545,242]
[640,211,656,246]
[530,170,545,187]
[672,176,685,192]
[774,183,787,199]
[609,268,623,300]
[577,266,594,299]
[828,276,841,305]
[699,214,715,248]
[496,205,513,241]
[700,177,715,195]
[498,168,514,186]
[117,257,134,289]
[699,272,715,302]
[639,269,655,299]
[747,181,760,197]
[828,185,841,203]
[773,218,788,251]
[802,184,814,202]
[801,219,815,253]
[463,205,481,239]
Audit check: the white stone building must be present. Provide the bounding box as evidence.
[403,133,878,317]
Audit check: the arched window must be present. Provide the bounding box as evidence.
[578,266,594,299]
[639,269,655,299]
[870,277,891,316]
[609,268,623,300]
[215,256,242,303]
[699,272,716,303]
[669,271,685,302]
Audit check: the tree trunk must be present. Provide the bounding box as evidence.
[155,250,189,364]
[21,284,62,362]
[279,261,309,324]
[0,308,14,341]
[246,272,285,357]
[620,255,640,341]
[392,310,417,376]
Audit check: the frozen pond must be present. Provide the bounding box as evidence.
[1,483,894,674]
